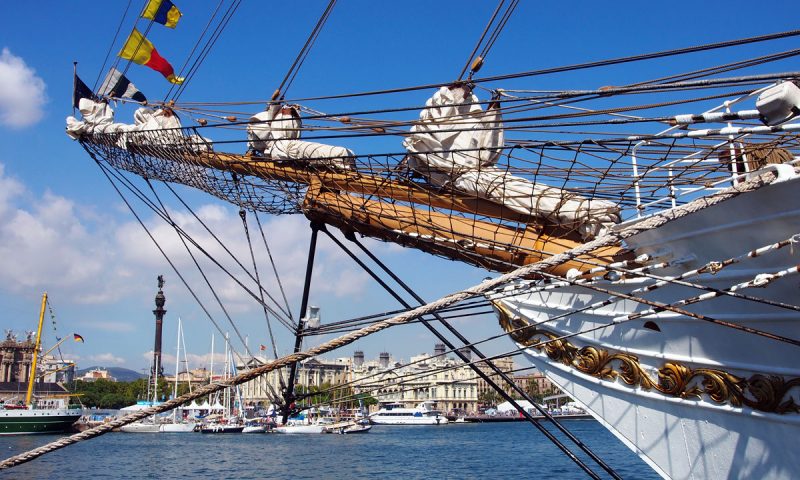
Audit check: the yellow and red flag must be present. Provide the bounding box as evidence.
[142,0,182,29]
[118,28,184,84]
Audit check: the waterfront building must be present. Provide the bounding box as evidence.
[0,331,36,383]
[236,356,351,407]
[352,344,479,414]
[235,346,480,412]
[76,368,116,383]
[512,372,558,402]
[475,355,516,405]
[162,367,211,385]
[40,355,75,383]
[0,331,71,402]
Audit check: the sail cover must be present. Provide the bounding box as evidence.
[66,98,211,152]
[247,104,354,170]
[403,86,620,238]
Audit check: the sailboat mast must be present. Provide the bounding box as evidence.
[25,293,48,406]
[208,333,214,404]
[223,333,230,417]
[173,318,182,421]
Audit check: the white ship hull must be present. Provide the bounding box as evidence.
[273,424,325,434]
[242,425,267,433]
[369,401,449,426]
[119,421,161,433]
[368,415,448,425]
[496,175,800,480]
[159,422,196,433]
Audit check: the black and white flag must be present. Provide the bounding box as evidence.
[99,68,147,103]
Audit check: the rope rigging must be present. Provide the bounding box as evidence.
[2,168,787,470]
[96,162,259,369]
[167,0,240,102]
[221,28,800,105]
[54,5,800,477]
[167,0,242,103]
[272,0,338,102]
[91,0,135,92]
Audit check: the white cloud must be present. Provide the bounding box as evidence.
[113,206,371,312]
[89,352,126,365]
[0,174,112,297]
[0,48,46,128]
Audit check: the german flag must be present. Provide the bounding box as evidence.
[73,333,85,343]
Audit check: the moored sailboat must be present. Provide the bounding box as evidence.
[159,317,196,433]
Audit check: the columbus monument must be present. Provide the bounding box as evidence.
[152,275,166,380]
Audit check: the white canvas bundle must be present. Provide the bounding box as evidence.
[248,104,354,169]
[66,99,211,152]
[247,104,301,151]
[270,139,355,170]
[404,85,503,172]
[405,86,620,239]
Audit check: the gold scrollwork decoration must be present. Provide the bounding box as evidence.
[494,302,800,415]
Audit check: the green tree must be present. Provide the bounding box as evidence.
[478,390,502,407]
[526,380,543,403]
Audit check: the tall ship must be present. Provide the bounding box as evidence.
[62,3,800,478]
[0,294,82,434]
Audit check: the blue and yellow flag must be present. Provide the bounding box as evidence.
[142,0,182,29]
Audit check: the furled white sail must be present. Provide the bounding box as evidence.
[66,98,128,138]
[247,104,354,169]
[404,85,620,238]
[66,99,211,152]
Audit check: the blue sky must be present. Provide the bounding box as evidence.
[0,0,797,374]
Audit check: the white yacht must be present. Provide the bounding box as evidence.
[273,417,333,434]
[369,401,449,425]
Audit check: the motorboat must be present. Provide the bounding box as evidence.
[369,401,449,426]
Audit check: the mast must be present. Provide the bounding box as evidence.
[223,332,230,417]
[25,293,48,407]
[208,333,214,405]
[172,317,182,422]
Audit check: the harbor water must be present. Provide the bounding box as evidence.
[0,420,660,479]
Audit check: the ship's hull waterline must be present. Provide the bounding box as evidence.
[0,410,82,435]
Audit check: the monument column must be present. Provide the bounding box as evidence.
[152,275,167,380]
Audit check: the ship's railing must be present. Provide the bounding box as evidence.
[627,86,789,217]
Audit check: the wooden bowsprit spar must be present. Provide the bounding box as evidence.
[81,138,627,277]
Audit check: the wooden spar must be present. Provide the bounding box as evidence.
[190,152,537,222]
[180,151,627,274]
[302,189,624,277]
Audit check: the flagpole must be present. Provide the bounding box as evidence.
[72,62,78,116]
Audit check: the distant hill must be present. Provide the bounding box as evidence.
[76,366,146,382]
